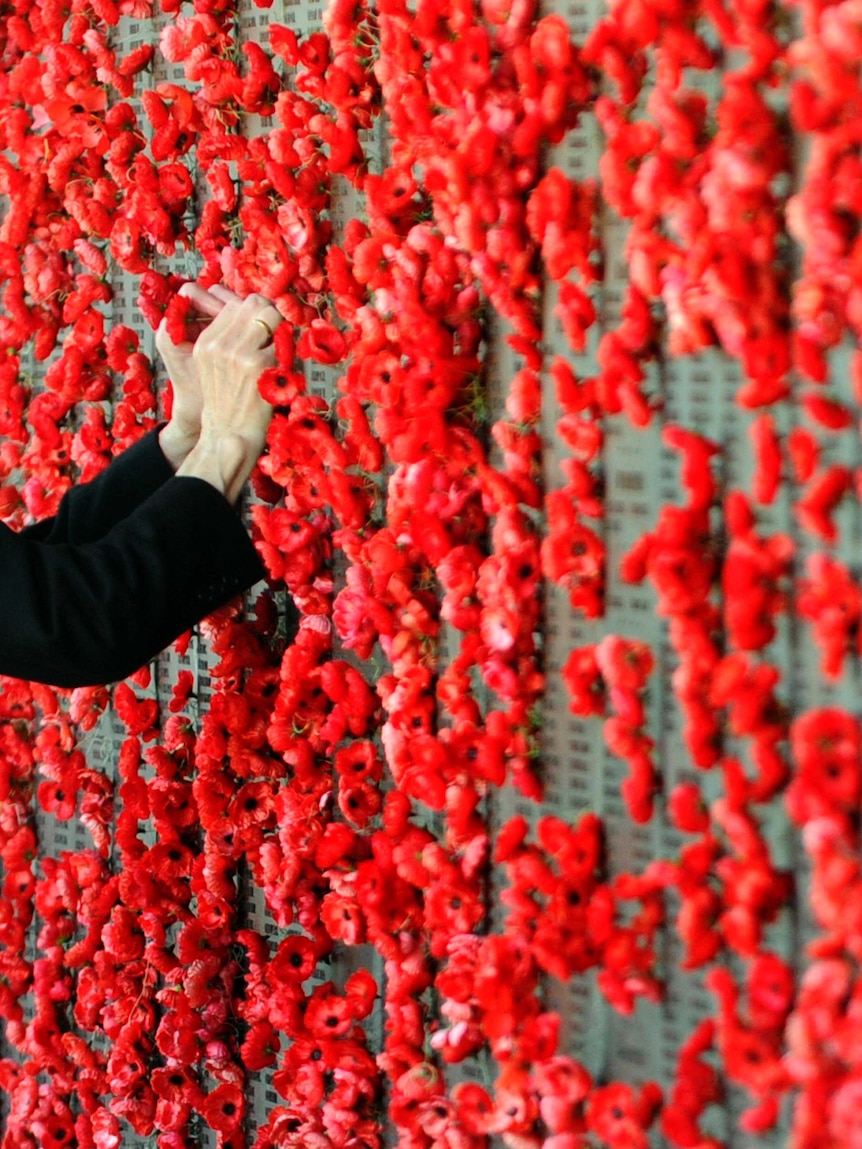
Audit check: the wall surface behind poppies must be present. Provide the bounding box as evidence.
[0,0,859,1146]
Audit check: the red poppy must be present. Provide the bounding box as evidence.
[199,1083,245,1134]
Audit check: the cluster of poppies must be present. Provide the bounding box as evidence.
[0,0,860,1144]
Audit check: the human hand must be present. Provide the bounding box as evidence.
[156,283,226,470]
[176,287,281,505]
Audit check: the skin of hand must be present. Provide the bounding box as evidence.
[156,283,226,471]
[176,287,280,505]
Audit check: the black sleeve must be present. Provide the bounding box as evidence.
[20,428,174,546]
[0,476,268,688]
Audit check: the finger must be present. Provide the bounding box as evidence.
[213,295,279,350]
[243,296,283,347]
[249,317,278,348]
[186,315,214,340]
[179,282,226,318]
[238,292,280,319]
[208,284,243,305]
[255,304,284,330]
[193,296,243,351]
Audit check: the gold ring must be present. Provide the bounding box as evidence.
[253,317,275,342]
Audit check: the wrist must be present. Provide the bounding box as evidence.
[159,421,199,471]
[176,433,260,505]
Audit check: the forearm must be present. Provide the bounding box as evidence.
[20,428,175,545]
[0,478,266,688]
